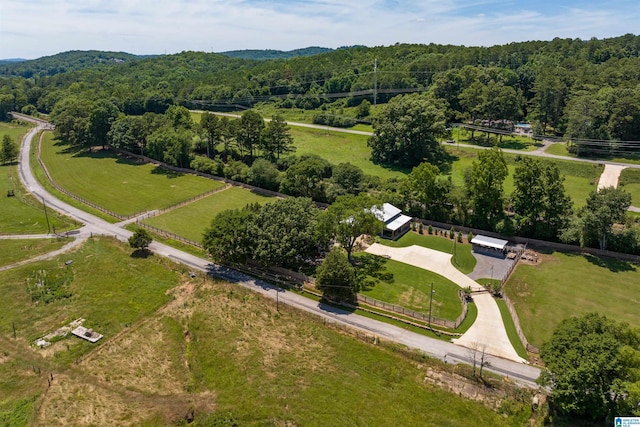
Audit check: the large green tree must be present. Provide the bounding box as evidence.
[318,194,383,262]
[88,99,120,149]
[249,197,320,268]
[261,114,294,161]
[199,112,221,158]
[511,157,573,239]
[49,96,93,147]
[1,134,18,164]
[400,162,452,221]
[236,110,264,159]
[563,187,631,250]
[279,155,332,202]
[315,248,358,302]
[467,148,508,229]
[202,205,258,264]
[367,93,448,168]
[540,313,640,421]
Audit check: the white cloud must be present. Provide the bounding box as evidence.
[0,0,638,58]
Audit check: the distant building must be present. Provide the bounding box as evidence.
[372,203,412,240]
[514,123,533,135]
[470,235,508,258]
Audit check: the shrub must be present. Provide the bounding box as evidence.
[450,227,455,239]
[418,223,423,234]
[428,224,433,235]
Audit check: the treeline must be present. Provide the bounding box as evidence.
[2,35,640,144]
[48,99,640,255]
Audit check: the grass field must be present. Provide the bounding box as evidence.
[289,126,405,180]
[143,186,275,243]
[357,255,464,321]
[619,168,640,207]
[0,237,531,426]
[39,132,223,216]
[378,231,477,274]
[1,163,77,234]
[504,251,640,348]
[0,238,71,267]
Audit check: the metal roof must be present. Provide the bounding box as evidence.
[470,235,508,250]
[386,214,412,231]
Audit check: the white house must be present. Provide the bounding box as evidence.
[372,203,412,240]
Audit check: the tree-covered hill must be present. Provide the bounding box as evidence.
[0,50,150,78]
[2,34,640,142]
[220,46,334,60]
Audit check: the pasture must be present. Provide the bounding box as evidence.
[505,250,640,348]
[142,186,275,243]
[1,163,76,234]
[0,238,70,267]
[0,238,530,426]
[38,132,222,216]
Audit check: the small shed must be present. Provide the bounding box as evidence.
[372,203,412,240]
[471,235,509,258]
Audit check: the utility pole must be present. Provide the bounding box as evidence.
[373,59,378,106]
[42,196,51,234]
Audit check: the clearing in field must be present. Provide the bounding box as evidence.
[0,237,533,426]
[142,186,275,243]
[505,250,640,347]
[38,132,223,216]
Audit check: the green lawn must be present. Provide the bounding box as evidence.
[0,238,71,267]
[504,251,640,348]
[1,163,77,233]
[357,256,464,321]
[143,186,275,243]
[289,126,405,180]
[495,299,529,360]
[378,231,477,274]
[544,142,573,157]
[39,132,223,216]
[619,168,640,207]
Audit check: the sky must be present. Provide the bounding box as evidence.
[1,0,639,59]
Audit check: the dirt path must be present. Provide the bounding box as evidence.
[365,244,526,363]
[597,164,627,190]
[0,236,86,272]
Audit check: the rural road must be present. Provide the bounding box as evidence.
[14,115,542,387]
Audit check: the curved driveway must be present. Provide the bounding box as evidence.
[15,117,541,387]
[365,244,526,363]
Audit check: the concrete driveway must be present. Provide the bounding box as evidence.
[365,243,526,363]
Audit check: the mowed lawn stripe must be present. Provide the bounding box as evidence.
[143,186,275,243]
[39,132,223,216]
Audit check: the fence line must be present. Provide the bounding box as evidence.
[35,134,135,221]
[417,218,640,263]
[502,294,540,354]
[135,222,203,249]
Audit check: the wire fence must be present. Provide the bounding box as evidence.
[356,291,468,329]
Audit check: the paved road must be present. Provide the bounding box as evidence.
[15,116,542,387]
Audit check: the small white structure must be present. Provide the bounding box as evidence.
[71,326,103,343]
[471,235,509,258]
[372,203,412,240]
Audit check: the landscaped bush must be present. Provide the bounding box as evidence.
[312,112,356,128]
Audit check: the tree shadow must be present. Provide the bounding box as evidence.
[583,254,636,273]
[130,249,152,258]
[150,166,183,178]
[353,253,394,291]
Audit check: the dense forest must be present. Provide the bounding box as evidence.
[1,34,640,143]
